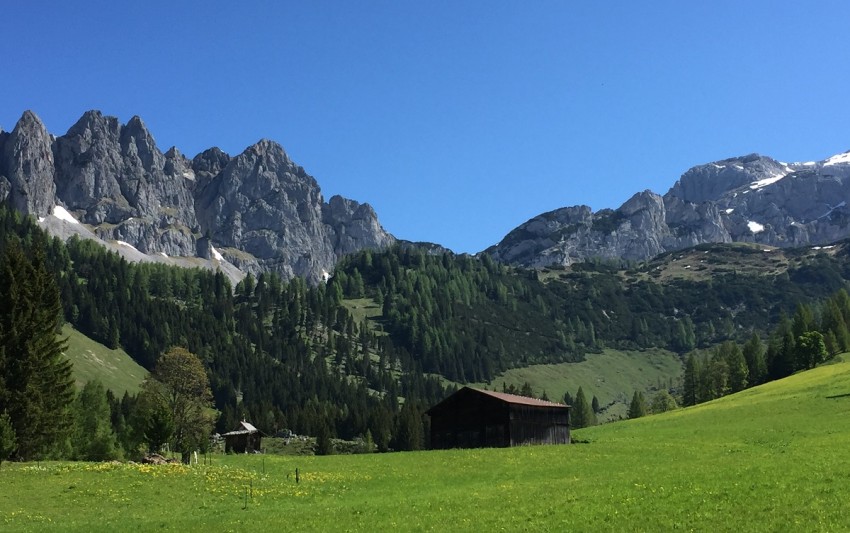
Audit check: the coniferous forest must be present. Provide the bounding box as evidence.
[4,202,850,460]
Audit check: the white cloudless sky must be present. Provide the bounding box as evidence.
[3,1,850,253]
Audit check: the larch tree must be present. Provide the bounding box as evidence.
[0,238,75,460]
[71,379,119,461]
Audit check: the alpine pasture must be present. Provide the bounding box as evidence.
[2,361,849,531]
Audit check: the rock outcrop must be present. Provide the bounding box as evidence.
[0,110,395,283]
[487,152,850,267]
[0,111,56,217]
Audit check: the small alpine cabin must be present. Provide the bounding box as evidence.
[222,421,262,453]
[427,387,570,449]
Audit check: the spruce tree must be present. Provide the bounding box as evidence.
[0,412,15,467]
[0,238,75,460]
[72,380,119,461]
[628,391,648,419]
[572,387,594,429]
[742,333,767,386]
[683,355,699,406]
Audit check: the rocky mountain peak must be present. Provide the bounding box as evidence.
[487,149,850,269]
[1,109,395,284]
[0,110,56,216]
[665,153,790,204]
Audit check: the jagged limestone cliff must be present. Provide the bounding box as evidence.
[0,110,395,283]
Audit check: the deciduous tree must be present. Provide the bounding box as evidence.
[650,390,678,414]
[141,347,213,463]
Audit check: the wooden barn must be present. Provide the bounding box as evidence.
[427,387,570,449]
[222,421,262,453]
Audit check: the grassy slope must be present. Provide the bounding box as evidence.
[3,361,848,531]
[475,348,683,421]
[342,295,684,420]
[62,324,147,395]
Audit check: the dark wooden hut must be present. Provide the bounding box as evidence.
[426,387,570,449]
[222,421,262,453]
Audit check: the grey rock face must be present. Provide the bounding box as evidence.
[195,139,394,283]
[0,111,56,216]
[191,147,230,190]
[666,154,789,203]
[323,195,395,255]
[2,109,394,284]
[488,151,850,268]
[52,111,199,256]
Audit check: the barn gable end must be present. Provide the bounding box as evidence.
[427,387,570,449]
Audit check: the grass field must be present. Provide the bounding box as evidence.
[474,348,683,421]
[62,324,148,395]
[2,360,848,531]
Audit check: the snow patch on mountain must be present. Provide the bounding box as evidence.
[748,221,765,233]
[824,152,850,167]
[53,205,79,225]
[211,246,223,261]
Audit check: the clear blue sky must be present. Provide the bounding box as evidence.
[3,1,850,253]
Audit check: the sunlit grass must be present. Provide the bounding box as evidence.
[62,324,147,394]
[2,362,849,531]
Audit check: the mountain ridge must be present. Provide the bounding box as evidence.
[485,150,850,267]
[0,110,395,284]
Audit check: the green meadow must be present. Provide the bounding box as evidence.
[61,325,147,395]
[2,361,849,531]
[476,348,683,421]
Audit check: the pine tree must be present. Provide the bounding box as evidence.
[628,391,648,419]
[0,238,75,460]
[742,333,767,386]
[572,387,595,428]
[0,412,15,467]
[683,354,699,406]
[718,341,748,393]
[72,380,120,461]
[315,421,333,455]
[591,396,601,413]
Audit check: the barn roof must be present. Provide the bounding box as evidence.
[427,386,569,415]
[472,388,569,408]
[222,421,260,436]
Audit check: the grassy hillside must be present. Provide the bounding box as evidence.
[2,361,848,531]
[62,324,147,395]
[474,348,683,421]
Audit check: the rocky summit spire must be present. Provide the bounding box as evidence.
[0,110,56,217]
[0,108,395,284]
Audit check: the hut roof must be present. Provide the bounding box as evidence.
[473,388,569,408]
[222,421,259,436]
[427,386,568,415]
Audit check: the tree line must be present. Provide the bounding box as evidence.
[0,206,446,461]
[4,199,850,461]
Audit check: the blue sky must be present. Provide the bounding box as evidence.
[3,1,850,253]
